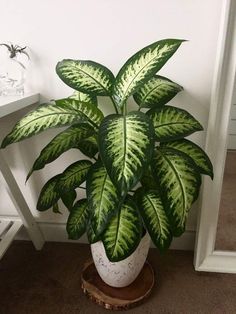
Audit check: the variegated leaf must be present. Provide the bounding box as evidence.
[87,221,101,244]
[133,75,183,108]
[113,39,185,108]
[55,98,104,128]
[57,160,92,193]
[52,203,62,214]
[1,102,89,148]
[76,135,98,158]
[135,188,172,251]
[66,199,89,240]
[37,174,61,211]
[98,111,154,196]
[152,147,201,236]
[102,197,142,262]
[69,90,97,106]
[87,161,120,236]
[56,59,115,96]
[147,105,203,142]
[61,190,77,211]
[161,139,213,179]
[140,167,158,190]
[27,124,94,181]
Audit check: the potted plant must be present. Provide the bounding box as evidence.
[0,43,30,96]
[1,39,213,288]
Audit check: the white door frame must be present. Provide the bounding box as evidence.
[194,0,236,273]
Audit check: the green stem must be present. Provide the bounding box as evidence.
[122,103,127,116]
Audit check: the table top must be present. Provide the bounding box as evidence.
[0,93,40,118]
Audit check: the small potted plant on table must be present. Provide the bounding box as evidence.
[1,38,213,309]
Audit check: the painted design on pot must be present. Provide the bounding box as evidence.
[91,232,151,288]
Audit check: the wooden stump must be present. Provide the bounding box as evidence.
[81,260,155,311]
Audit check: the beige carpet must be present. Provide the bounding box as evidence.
[0,241,235,314]
[215,151,236,250]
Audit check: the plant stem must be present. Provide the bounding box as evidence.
[110,96,119,114]
[122,103,127,115]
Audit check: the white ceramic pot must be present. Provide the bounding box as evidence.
[91,232,150,288]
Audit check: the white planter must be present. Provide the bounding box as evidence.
[91,232,151,288]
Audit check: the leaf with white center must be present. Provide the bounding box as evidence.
[98,111,154,196]
[135,188,172,251]
[102,197,142,262]
[1,102,89,148]
[152,147,201,236]
[56,59,115,96]
[66,199,89,240]
[133,75,183,108]
[55,98,104,128]
[61,190,77,211]
[87,161,120,236]
[113,39,185,109]
[37,175,61,211]
[147,105,203,142]
[161,139,213,179]
[76,135,98,158]
[69,90,97,106]
[27,124,94,181]
[57,160,92,193]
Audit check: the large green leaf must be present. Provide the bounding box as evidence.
[113,39,185,109]
[55,98,104,128]
[147,105,203,142]
[57,160,92,193]
[152,147,201,236]
[87,221,101,244]
[27,124,94,181]
[61,190,77,211]
[56,59,115,96]
[98,111,154,196]
[140,167,158,190]
[66,199,89,240]
[133,75,183,108]
[69,90,97,106]
[87,161,120,236]
[135,188,172,251]
[161,139,213,179]
[52,203,61,214]
[76,135,98,158]
[102,197,142,262]
[37,174,61,211]
[1,102,89,148]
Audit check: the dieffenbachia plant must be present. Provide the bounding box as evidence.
[1,39,213,262]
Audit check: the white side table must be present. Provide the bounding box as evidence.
[0,93,45,259]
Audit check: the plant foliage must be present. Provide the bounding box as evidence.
[1,39,213,262]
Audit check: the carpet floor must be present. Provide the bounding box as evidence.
[0,241,236,314]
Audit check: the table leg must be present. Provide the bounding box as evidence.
[0,150,44,250]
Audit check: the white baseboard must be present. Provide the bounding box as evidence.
[16,222,196,251]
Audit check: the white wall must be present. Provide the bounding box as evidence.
[0,0,223,247]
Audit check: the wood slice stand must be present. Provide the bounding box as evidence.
[81,260,155,311]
